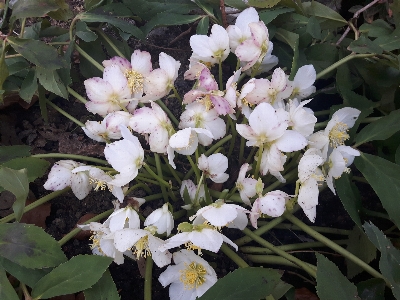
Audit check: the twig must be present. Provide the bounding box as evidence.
[336,0,384,46]
[169,26,193,46]
[220,0,228,28]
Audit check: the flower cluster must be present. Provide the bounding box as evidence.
[43,7,362,299]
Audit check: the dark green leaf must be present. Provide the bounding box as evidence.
[23,22,42,40]
[374,30,400,52]
[359,20,393,38]
[143,13,201,36]
[47,0,73,21]
[363,222,400,299]
[348,35,383,55]
[355,109,400,146]
[19,69,38,102]
[389,0,400,28]
[355,153,400,229]
[346,226,376,279]
[303,1,347,30]
[7,37,68,70]
[396,144,400,165]
[336,173,362,228]
[274,28,299,77]
[84,270,120,300]
[10,0,60,23]
[2,157,49,182]
[0,46,9,103]
[38,85,48,123]
[0,257,52,288]
[193,0,216,20]
[36,67,68,98]
[0,223,67,269]
[79,39,106,78]
[31,255,113,299]
[259,7,294,25]
[246,0,281,9]
[304,43,338,79]
[76,21,98,42]
[0,145,31,163]
[0,266,19,300]
[198,267,284,300]
[316,253,359,300]
[84,0,103,11]
[357,278,385,300]
[306,16,321,39]
[5,57,30,75]
[0,167,28,222]
[196,16,209,35]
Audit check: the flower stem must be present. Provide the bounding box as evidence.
[186,155,200,182]
[171,86,182,102]
[260,222,351,236]
[75,44,104,72]
[218,60,223,90]
[220,243,249,268]
[143,164,171,188]
[58,208,114,246]
[45,99,85,127]
[126,182,152,195]
[155,154,169,203]
[245,255,316,270]
[227,117,237,158]
[205,134,232,156]
[283,212,386,282]
[242,228,317,278]
[194,173,205,204]
[162,155,182,184]
[253,146,263,179]
[32,153,109,165]
[67,86,87,104]
[156,100,179,126]
[95,28,127,58]
[144,257,153,300]
[0,188,70,224]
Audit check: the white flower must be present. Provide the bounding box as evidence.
[284,99,317,137]
[250,191,291,228]
[144,203,174,236]
[43,160,91,200]
[325,146,360,194]
[297,149,325,222]
[288,65,316,100]
[104,125,144,186]
[84,65,132,116]
[169,127,213,160]
[198,153,229,183]
[159,222,238,253]
[190,24,230,65]
[114,227,172,268]
[159,250,217,300]
[235,163,258,206]
[106,206,141,232]
[308,107,361,159]
[180,179,205,210]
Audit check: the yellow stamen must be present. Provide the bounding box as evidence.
[179,262,207,290]
[133,235,151,259]
[329,122,350,147]
[125,70,144,92]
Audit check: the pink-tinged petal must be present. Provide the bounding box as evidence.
[190,35,214,58]
[149,128,169,153]
[131,50,153,75]
[249,22,269,47]
[258,194,286,217]
[130,107,159,133]
[85,101,118,116]
[184,61,208,80]
[84,77,113,103]
[144,68,169,97]
[236,7,259,32]
[261,145,284,174]
[235,40,260,65]
[169,128,199,155]
[159,52,180,80]
[241,79,265,105]
[271,68,287,91]
[236,124,258,146]
[183,89,205,104]
[249,103,287,140]
[275,130,307,152]
[192,127,213,138]
[102,56,131,71]
[210,95,234,115]
[207,153,228,174]
[103,65,130,97]
[211,173,229,183]
[204,117,226,140]
[198,68,218,91]
[43,165,72,191]
[226,25,244,51]
[209,24,230,56]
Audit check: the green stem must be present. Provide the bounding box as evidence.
[32,153,109,165]
[58,208,114,246]
[126,182,152,195]
[136,174,161,186]
[156,100,179,126]
[239,137,245,164]
[19,18,26,38]
[218,60,223,90]
[246,255,316,270]
[220,243,249,268]
[253,146,263,179]
[69,16,79,41]
[95,28,127,58]
[0,188,69,224]
[171,86,182,102]
[162,155,182,185]
[204,134,232,156]
[263,168,298,194]
[244,147,256,165]
[209,188,242,202]
[186,155,200,182]
[67,86,87,104]
[261,222,351,236]
[284,212,386,283]
[173,209,186,220]
[155,154,169,203]
[45,99,85,127]
[144,257,153,300]
[242,228,317,278]
[143,164,171,188]
[316,53,375,80]
[75,44,104,72]
[144,193,165,202]
[194,173,205,204]
[227,117,237,158]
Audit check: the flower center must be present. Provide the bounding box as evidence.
[328,122,350,147]
[125,70,144,93]
[89,232,104,254]
[180,262,207,290]
[184,241,203,255]
[198,94,213,111]
[89,177,107,191]
[133,235,151,259]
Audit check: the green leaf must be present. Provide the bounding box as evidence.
[396,144,400,165]
[47,0,73,21]
[336,173,362,229]
[4,57,30,75]
[10,0,60,23]
[2,157,49,182]
[246,0,281,9]
[359,19,393,38]
[348,35,383,55]
[142,13,201,36]
[0,146,31,164]
[316,253,359,300]
[0,223,67,269]
[198,267,284,300]
[274,28,299,76]
[84,270,120,300]
[346,226,376,279]
[36,67,68,98]
[84,0,103,11]
[357,278,385,300]
[79,39,106,78]
[0,46,9,103]
[306,16,321,39]
[259,7,294,25]
[196,16,209,35]
[31,255,113,299]
[355,109,400,146]
[7,37,68,70]
[363,222,400,299]
[75,21,98,42]
[304,43,338,79]
[0,167,28,222]
[0,257,52,288]
[78,12,144,39]
[374,30,400,52]
[355,153,400,229]
[19,69,38,103]
[38,85,48,123]
[303,1,347,30]
[0,266,19,300]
